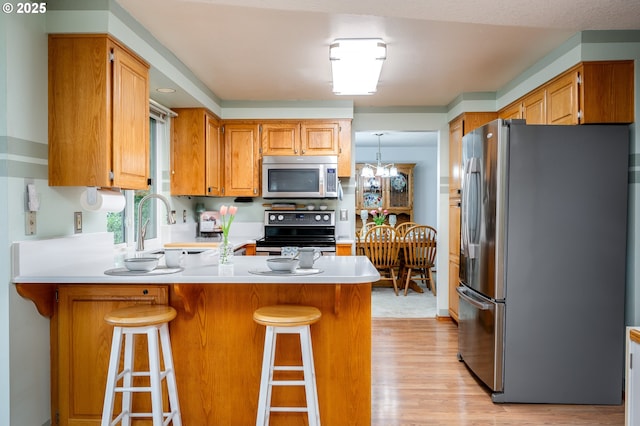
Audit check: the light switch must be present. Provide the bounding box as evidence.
[340,209,348,221]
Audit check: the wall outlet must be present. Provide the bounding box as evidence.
[74,212,83,233]
[25,211,36,235]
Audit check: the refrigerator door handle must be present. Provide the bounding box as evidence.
[457,286,492,310]
[462,157,481,259]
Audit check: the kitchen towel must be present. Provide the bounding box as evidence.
[80,188,125,212]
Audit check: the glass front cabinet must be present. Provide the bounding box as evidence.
[355,163,414,235]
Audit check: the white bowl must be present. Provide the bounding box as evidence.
[306,204,315,210]
[123,257,159,272]
[319,205,328,211]
[266,257,299,273]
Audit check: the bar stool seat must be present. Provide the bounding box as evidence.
[253,305,322,426]
[102,304,182,426]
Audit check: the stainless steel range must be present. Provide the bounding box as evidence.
[255,210,336,256]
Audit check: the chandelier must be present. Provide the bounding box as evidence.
[361,133,398,178]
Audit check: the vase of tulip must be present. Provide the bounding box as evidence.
[370,207,388,226]
[218,205,237,265]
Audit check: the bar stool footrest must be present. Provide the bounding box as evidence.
[270,407,310,413]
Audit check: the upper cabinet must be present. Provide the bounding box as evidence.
[261,119,352,177]
[499,60,634,125]
[48,34,150,189]
[223,121,261,197]
[448,112,497,198]
[171,108,222,196]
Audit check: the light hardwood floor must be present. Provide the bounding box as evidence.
[371,318,624,425]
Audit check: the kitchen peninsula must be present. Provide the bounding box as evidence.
[12,233,378,426]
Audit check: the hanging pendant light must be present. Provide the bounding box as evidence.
[361,133,397,178]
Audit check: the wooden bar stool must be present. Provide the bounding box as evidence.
[253,305,322,426]
[102,304,182,426]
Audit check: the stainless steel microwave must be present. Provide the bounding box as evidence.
[262,155,339,199]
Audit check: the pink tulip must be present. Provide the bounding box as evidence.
[220,205,228,215]
[229,205,238,216]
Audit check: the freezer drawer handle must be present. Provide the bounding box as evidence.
[456,287,492,310]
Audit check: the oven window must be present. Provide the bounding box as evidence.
[268,169,319,192]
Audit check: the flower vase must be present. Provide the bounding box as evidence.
[219,238,234,265]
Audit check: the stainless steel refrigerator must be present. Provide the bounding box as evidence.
[457,119,628,404]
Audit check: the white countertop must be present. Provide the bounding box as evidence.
[11,232,378,285]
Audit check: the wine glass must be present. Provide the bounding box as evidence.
[360,209,369,223]
[389,214,397,227]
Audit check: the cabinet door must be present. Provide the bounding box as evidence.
[449,197,461,321]
[448,117,463,198]
[223,123,261,196]
[205,114,223,196]
[171,108,207,195]
[388,165,413,210]
[301,121,340,155]
[261,122,300,155]
[337,120,352,177]
[546,71,579,125]
[522,88,546,124]
[48,35,112,187]
[56,285,168,425]
[48,35,149,189]
[448,260,460,322]
[498,101,522,120]
[111,42,150,189]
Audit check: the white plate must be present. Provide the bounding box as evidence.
[249,268,323,276]
[104,266,183,276]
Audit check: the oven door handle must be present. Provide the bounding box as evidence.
[456,287,492,310]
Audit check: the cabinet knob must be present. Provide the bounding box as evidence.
[142,289,148,295]
[172,170,175,175]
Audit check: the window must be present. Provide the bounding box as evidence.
[108,102,171,246]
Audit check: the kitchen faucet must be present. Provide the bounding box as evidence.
[136,193,176,251]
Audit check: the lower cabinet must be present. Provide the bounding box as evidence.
[627,328,640,425]
[54,284,169,425]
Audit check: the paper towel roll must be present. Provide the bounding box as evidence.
[80,189,126,212]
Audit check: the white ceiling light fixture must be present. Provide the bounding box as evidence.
[361,133,398,178]
[329,38,386,95]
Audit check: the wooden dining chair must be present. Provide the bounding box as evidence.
[356,222,376,255]
[362,225,401,296]
[395,222,418,238]
[401,225,437,296]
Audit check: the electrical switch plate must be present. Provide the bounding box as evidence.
[74,212,83,233]
[340,209,348,221]
[25,211,36,235]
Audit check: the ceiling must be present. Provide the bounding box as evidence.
[115,0,639,147]
[116,0,639,109]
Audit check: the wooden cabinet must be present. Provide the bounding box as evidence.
[171,108,222,196]
[355,163,414,233]
[48,34,150,189]
[261,120,339,156]
[261,119,352,177]
[498,101,522,120]
[336,242,352,256]
[448,198,461,321]
[223,122,261,197]
[448,117,463,198]
[54,284,168,425]
[499,60,634,125]
[522,88,546,124]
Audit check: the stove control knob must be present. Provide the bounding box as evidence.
[277,215,284,221]
[323,214,330,221]
[269,214,276,222]
[314,214,321,221]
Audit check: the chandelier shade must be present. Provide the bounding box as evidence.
[361,133,397,178]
